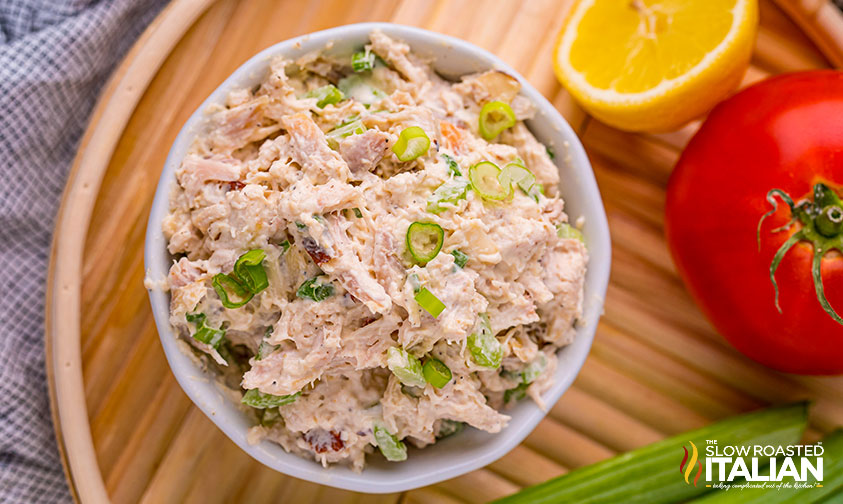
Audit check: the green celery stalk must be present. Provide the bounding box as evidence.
[689,429,843,504]
[494,402,809,504]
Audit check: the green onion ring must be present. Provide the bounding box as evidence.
[392,126,430,162]
[406,221,444,264]
[478,100,516,140]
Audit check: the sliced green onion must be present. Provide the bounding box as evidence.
[504,382,529,403]
[373,424,407,462]
[213,273,254,308]
[415,287,446,318]
[521,354,547,384]
[259,407,282,427]
[279,239,291,253]
[427,179,470,214]
[303,84,344,108]
[436,419,465,439]
[185,312,226,349]
[387,347,426,388]
[469,161,512,201]
[407,273,421,294]
[352,207,363,218]
[242,389,300,409]
[527,183,544,202]
[546,146,555,159]
[326,118,366,149]
[406,222,444,264]
[296,276,334,302]
[478,100,516,140]
[233,249,269,294]
[493,402,809,504]
[352,49,376,72]
[441,153,461,176]
[256,340,280,361]
[392,126,430,162]
[557,223,585,243]
[468,313,502,368]
[423,358,452,388]
[450,249,469,268]
[338,75,386,105]
[500,162,537,196]
[295,221,306,230]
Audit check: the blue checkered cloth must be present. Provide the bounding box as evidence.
[0,1,167,502]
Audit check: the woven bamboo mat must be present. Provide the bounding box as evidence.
[45,0,843,502]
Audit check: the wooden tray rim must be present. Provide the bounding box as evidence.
[45,1,214,502]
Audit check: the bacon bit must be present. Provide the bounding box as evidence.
[227,180,245,191]
[301,237,331,264]
[440,122,466,154]
[304,429,344,453]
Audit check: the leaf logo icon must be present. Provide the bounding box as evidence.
[679,441,702,486]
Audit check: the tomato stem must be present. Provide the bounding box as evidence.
[759,182,843,326]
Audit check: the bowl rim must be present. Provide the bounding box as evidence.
[144,21,611,494]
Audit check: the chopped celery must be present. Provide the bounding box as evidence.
[467,313,502,368]
[373,424,407,462]
[407,273,421,294]
[241,389,300,409]
[521,354,547,384]
[504,382,529,403]
[326,118,366,149]
[303,84,344,108]
[427,179,470,214]
[387,347,426,388]
[351,49,375,72]
[338,75,386,105]
[557,223,585,243]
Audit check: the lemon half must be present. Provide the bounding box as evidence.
[554,0,758,132]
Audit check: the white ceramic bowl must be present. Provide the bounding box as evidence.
[145,22,611,494]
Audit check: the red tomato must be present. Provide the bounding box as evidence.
[666,71,843,375]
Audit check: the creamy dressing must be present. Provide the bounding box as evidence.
[164,30,587,471]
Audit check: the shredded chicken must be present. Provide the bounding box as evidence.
[164,30,587,471]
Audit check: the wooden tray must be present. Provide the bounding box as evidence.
[45,1,843,502]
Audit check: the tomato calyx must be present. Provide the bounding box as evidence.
[758,182,843,326]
